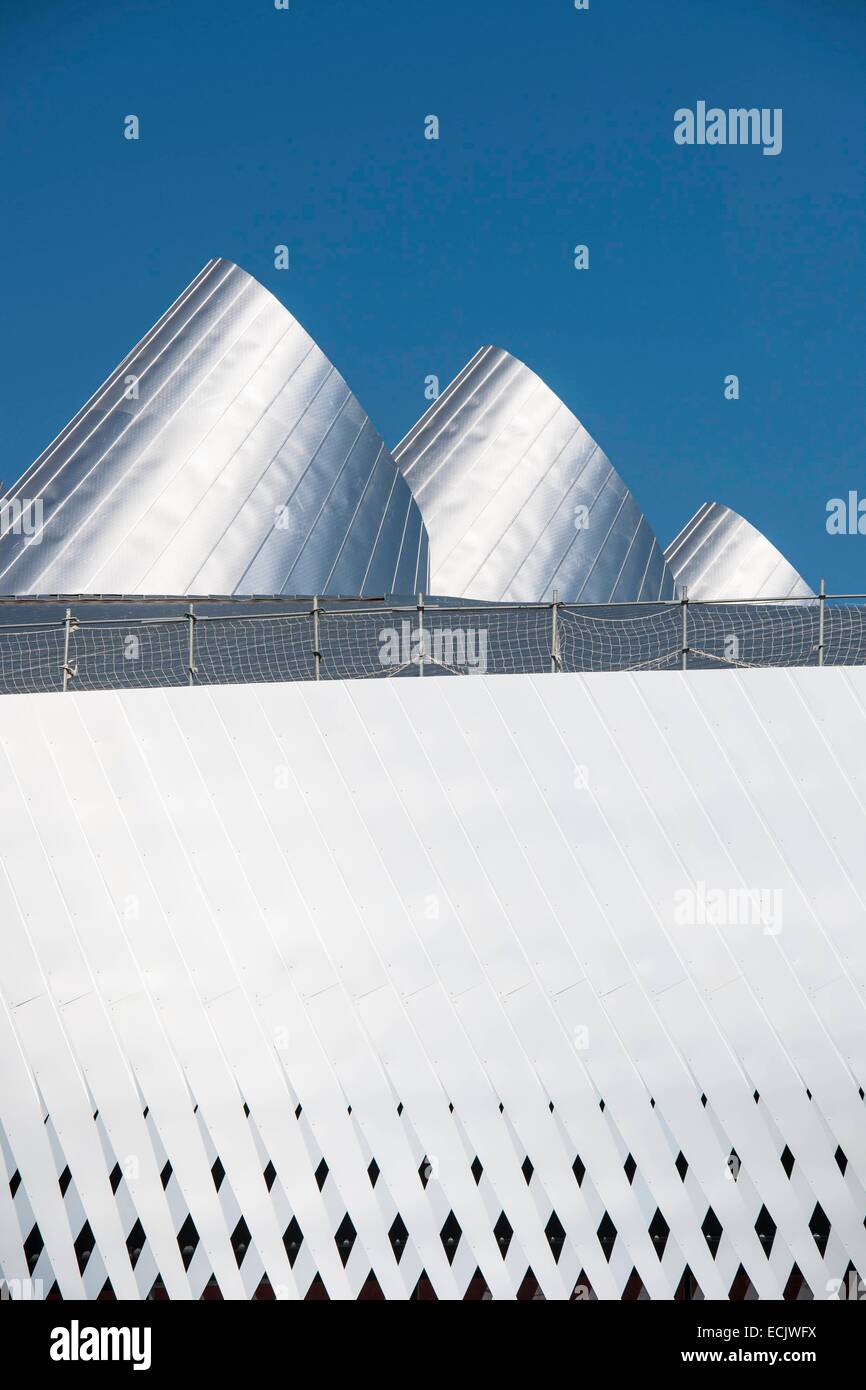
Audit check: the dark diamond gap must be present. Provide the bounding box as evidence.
[648,1209,669,1261]
[440,1211,462,1265]
[231,1215,251,1267]
[176,1213,200,1270]
[389,1213,408,1264]
[545,1211,566,1263]
[334,1212,356,1267]
[597,1211,618,1262]
[283,1216,303,1267]
[702,1207,722,1258]
[126,1219,145,1269]
[494,1211,513,1259]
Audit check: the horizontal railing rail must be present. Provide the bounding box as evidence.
[0,586,863,695]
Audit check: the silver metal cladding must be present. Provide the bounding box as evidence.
[393,346,675,604]
[0,259,428,597]
[664,501,813,601]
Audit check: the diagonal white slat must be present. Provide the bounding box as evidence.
[159,690,443,1297]
[453,675,778,1295]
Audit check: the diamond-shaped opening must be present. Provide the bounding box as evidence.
[263,1160,276,1192]
[623,1154,636,1185]
[335,1212,357,1267]
[98,1278,116,1300]
[440,1210,462,1265]
[314,1158,329,1192]
[727,1148,740,1182]
[305,1273,330,1300]
[471,1156,483,1185]
[177,1213,200,1270]
[702,1206,722,1258]
[494,1211,513,1259]
[419,1156,433,1188]
[74,1220,93,1274]
[648,1208,668,1261]
[24,1223,44,1272]
[675,1265,702,1301]
[58,1166,72,1197]
[573,1155,585,1187]
[463,1267,492,1301]
[783,1263,813,1301]
[572,1269,596,1300]
[622,1267,649,1300]
[835,1146,848,1176]
[521,1156,534,1185]
[597,1211,617,1262]
[545,1210,566,1264]
[389,1212,408,1264]
[410,1269,437,1300]
[9,1170,20,1198]
[367,1158,379,1188]
[810,1202,830,1257]
[516,1268,544,1300]
[147,1275,168,1302]
[675,1151,688,1182]
[254,1276,274,1300]
[160,1161,172,1190]
[231,1215,251,1267]
[126,1218,145,1269]
[728,1264,758,1300]
[358,1271,385,1300]
[755,1204,776,1258]
[283,1216,303,1267]
[200,1277,224,1301]
[780,1145,795,1178]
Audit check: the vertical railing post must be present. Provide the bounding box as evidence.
[187,604,196,687]
[550,590,560,673]
[681,586,689,672]
[62,606,77,692]
[417,592,425,676]
[818,578,825,668]
[312,595,321,681]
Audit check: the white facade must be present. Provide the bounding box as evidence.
[1,668,864,1300]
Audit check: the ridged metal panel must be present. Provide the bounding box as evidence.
[1,668,865,1299]
[665,502,814,600]
[0,259,428,597]
[393,346,675,603]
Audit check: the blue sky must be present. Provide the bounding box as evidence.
[2,0,864,590]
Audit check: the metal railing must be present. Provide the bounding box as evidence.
[0,586,864,696]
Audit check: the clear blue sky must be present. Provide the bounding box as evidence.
[2,0,864,590]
